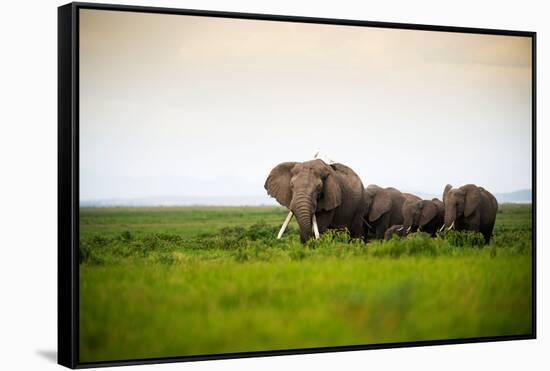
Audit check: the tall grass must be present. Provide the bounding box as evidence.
[79,222,530,265]
[78,204,533,363]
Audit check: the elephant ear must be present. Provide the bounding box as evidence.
[369,190,392,222]
[420,201,438,227]
[432,198,445,214]
[401,199,417,228]
[464,187,481,217]
[318,173,342,211]
[264,162,297,208]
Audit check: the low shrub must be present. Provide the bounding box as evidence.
[154,252,178,265]
[437,230,486,248]
[367,233,445,258]
[79,220,531,265]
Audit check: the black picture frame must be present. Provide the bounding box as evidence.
[58,2,537,368]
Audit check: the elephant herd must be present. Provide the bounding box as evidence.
[265,159,498,244]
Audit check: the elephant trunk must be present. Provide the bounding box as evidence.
[291,192,315,243]
[443,204,457,230]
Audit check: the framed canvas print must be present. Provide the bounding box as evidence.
[58,2,536,368]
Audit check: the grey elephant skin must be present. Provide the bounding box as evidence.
[384,225,410,240]
[363,185,420,239]
[442,184,498,243]
[265,159,365,242]
[402,198,445,236]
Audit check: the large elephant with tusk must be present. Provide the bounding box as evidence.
[402,198,445,237]
[264,159,365,242]
[441,184,498,244]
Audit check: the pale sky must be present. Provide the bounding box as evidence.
[79,9,532,203]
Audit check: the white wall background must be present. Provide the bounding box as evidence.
[0,0,547,370]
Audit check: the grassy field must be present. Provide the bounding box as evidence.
[79,204,533,363]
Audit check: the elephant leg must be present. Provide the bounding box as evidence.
[424,220,437,237]
[482,221,495,245]
[315,210,333,234]
[362,222,373,242]
[482,231,492,245]
[349,215,364,239]
[374,213,390,239]
[485,218,496,244]
[375,224,386,239]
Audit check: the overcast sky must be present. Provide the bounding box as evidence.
[79,9,532,203]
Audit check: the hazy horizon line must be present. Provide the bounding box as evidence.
[80,188,532,207]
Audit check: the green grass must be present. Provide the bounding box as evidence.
[79,206,289,239]
[79,204,533,363]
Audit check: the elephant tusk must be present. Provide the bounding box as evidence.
[406,226,412,233]
[277,211,294,239]
[312,214,320,239]
[362,217,372,230]
[418,225,422,232]
[447,221,455,231]
[439,224,446,232]
[397,226,404,232]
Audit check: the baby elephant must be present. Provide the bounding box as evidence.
[384,225,410,240]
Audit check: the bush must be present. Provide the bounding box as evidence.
[437,230,485,248]
[79,240,106,265]
[79,216,531,265]
[367,233,445,258]
[119,230,133,241]
[232,242,286,262]
[220,221,297,242]
[154,252,177,265]
[288,245,308,261]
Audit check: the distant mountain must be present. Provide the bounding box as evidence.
[80,189,532,207]
[494,189,532,203]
